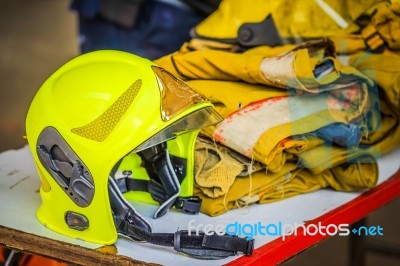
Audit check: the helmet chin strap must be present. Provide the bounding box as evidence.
[108,177,254,259]
[109,142,254,259]
[115,142,202,217]
[139,144,182,218]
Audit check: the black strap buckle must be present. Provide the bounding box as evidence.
[174,196,202,215]
[174,231,235,259]
[173,230,254,259]
[363,29,386,54]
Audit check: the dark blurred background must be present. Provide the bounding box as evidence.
[0,1,398,265]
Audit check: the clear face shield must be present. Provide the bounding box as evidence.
[133,65,223,152]
[133,107,223,153]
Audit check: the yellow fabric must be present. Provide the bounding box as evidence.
[193,0,381,41]
[349,53,400,117]
[194,0,280,40]
[299,144,379,173]
[186,79,289,138]
[361,100,400,155]
[187,80,289,118]
[185,38,237,52]
[331,2,400,54]
[194,139,245,198]
[194,162,298,216]
[156,40,374,93]
[348,53,400,155]
[155,46,275,84]
[275,49,400,184]
[259,160,377,203]
[322,156,378,191]
[191,81,369,169]
[250,94,368,167]
[271,0,365,38]
[156,41,374,169]
[196,157,378,216]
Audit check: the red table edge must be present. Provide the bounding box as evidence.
[226,170,400,266]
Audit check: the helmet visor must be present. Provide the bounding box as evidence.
[132,106,223,153]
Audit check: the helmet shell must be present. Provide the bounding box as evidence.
[26,50,216,244]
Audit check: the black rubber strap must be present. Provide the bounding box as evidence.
[122,178,149,193]
[122,222,254,259]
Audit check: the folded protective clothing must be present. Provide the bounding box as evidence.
[299,143,379,173]
[349,53,400,117]
[155,42,280,84]
[155,1,399,218]
[194,139,245,198]
[187,80,289,119]
[192,0,381,44]
[358,98,400,156]
[191,0,399,56]
[348,53,400,155]
[187,79,289,139]
[195,155,378,216]
[213,82,369,167]
[191,79,369,171]
[194,162,297,216]
[194,138,266,198]
[292,70,399,171]
[156,40,376,168]
[155,39,375,93]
